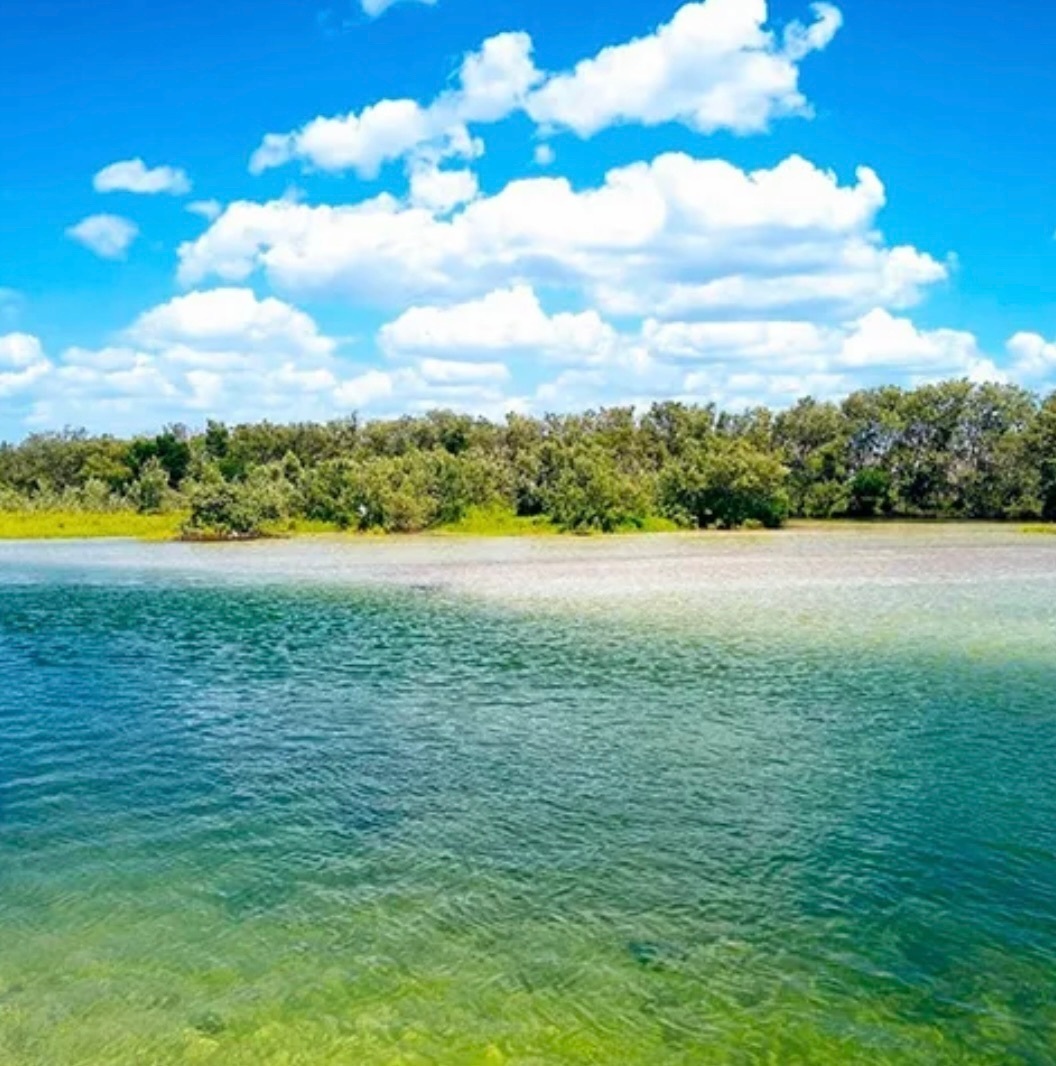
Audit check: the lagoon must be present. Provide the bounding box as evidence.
[1,527,1055,1063]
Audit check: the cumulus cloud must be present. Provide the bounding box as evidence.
[66,214,139,259]
[380,285,620,364]
[180,152,943,321]
[364,262,1039,418]
[249,32,532,178]
[126,287,335,358]
[372,279,1008,411]
[382,291,996,386]
[20,290,342,431]
[0,332,47,371]
[22,0,1049,430]
[0,333,52,399]
[527,0,842,137]
[7,288,1043,435]
[251,1,838,178]
[644,309,1003,382]
[458,31,545,122]
[418,357,510,384]
[408,165,479,213]
[1007,332,1056,381]
[93,158,192,195]
[9,290,521,433]
[251,98,441,178]
[332,364,514,418]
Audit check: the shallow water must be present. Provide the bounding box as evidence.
[1,527,1055,1064]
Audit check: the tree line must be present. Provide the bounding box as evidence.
[1,379,1054,537]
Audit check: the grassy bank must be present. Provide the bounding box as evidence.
[306,507,682,538]
[0,508,557,541]
[0,511,186,540]
[1,508,1051,542]
[0,507,683,542]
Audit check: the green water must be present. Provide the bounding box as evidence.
[1,529,1055,1064]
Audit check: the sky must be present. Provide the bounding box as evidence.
[2,0,1055,439]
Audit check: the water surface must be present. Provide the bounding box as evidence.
[1,528,1055,1063]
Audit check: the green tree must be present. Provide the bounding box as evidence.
[846,467,892,518]
[1032,393,1056,521]
[128,457,172,514]
[128,427,192,488]
[184,463,295,538]
[539,442,650,532]
[659,438,788,529]
[774,398,846,517]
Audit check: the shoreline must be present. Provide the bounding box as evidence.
[0,510,1052,543]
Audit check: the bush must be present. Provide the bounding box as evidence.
[846,468,892,518]
[183,464,295,539]
[538,444,651,532]
[128,457,172,514]
[659,439,789,529]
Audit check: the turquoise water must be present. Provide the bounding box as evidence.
[1,529,1055,1064]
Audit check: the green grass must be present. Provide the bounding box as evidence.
[0,511,186,541]
[0,507,773,542]
[1021,524,1056,535]
[433,506,560,537]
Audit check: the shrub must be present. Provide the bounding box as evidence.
[183,464,295,539]
[659,439,789,529]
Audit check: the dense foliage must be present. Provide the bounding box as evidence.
[1,380,1054,538]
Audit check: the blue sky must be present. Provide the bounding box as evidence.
[2,0,1055,438]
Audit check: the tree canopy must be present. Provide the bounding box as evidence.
[1,380,1053,538]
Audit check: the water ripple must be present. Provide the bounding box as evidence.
[1,530,1055,1062]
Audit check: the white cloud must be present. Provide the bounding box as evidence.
[408,165,479,213]
[361,0,436,18]
[534,144,555,167]
[66,214,139,259]
[642,243,947,319]
[331,365,512,417]
[249,32,537,179]
[247,34,537,180]
[9,290,521,433]
[0,332,46,370]
[20,290,342,431]
[417,357,510,384]
[1007,332,1056,381]
[457,31,544,122]
[187,199,223,221]
[333,368,400,408]
[93,158,192,196]
[251,2,837,179]
[527,0,841,137]
[6,293,1040,436]
[248,32,538,177]
[127,287,335,358]
[838,309,988,373]
[380,285,619,364]
[644,309,1002,383]
[180,152,942,321]
[251,98,440,178]
[0,333,52,399]
[784,1,843,59]
[375,284,1010,413]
